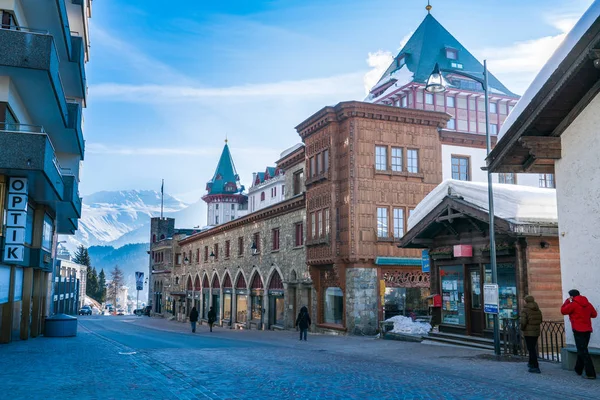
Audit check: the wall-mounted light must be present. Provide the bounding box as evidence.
[250,242,258,255]
[210,251,215,258]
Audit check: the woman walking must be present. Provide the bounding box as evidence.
[189,307,199,333]
[296,306,311,341]
[208,306,217,332]
[520,295,543,373]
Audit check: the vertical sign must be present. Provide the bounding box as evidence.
[3,178,28,263]
[135,272,144,291]
[421,249,430,273]
[484,284,499,314]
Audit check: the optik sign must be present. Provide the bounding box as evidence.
[3,178,28,263]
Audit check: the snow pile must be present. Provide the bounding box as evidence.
[385,315,431,335]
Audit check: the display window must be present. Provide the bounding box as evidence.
[270,295,285,326]
[251,294,263,320]
[485,263,517,329]
[384,287,430,320]
[440,265,465,325]
[236,294,247,323]
[212,294,220,322]
[324,287,344,324]
[223,293,232,320]
[202,292,209,319]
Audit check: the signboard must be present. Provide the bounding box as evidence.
[484,284,499,314]
[135,272,144,291]
[3,178,28,263]
[421,250,430,273]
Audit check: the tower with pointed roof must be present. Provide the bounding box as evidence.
[202,142,248,226]
[366,8,542,188]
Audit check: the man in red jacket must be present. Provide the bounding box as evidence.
[561,289,598,379]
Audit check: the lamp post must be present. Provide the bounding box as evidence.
[426,61,501,356]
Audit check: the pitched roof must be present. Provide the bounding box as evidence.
[205,144,243,195]
[373,14,517,97]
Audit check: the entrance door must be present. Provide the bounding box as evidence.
[467,265,484,335]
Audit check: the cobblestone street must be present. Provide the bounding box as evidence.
[1,316,598,400]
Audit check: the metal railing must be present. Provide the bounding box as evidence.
[501,318,565,362]
[0,122,45,134]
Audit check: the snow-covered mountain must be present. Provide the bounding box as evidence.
[62,190,205,252]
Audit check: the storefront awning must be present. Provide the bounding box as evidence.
[375,257,421,266]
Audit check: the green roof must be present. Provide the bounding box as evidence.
[375,257,421,266]
[375,14,517,97]
[205,144,243,195]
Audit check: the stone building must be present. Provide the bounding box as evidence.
[177,145,310,330]
[296,101,450,335]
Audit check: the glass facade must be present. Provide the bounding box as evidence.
[212,294,220,322]
[324,287,343,325]
[440,266,465,326]
[223,293,232,320]
[485,263,517,329]
[202,292,209,319]
[236,295,247,323]
[270,295,285,327]
[251,294,263,320]
[383,287,430,320]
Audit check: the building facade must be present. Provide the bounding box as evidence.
[296,101,449,335]
[56,258,87,311]
[0,0,92,343]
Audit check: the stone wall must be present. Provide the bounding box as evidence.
[345,267,378,335]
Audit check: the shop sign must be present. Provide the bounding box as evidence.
[421,250,430,273]
[269,290,284,296]
[223,288,233,294]
[453,245,472,258]
[236,289,248,295]
[3,178,28,263]
[484,284,499,314]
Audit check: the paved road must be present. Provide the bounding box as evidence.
[0,316,597,399]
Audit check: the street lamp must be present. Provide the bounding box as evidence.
[426,60,501,356]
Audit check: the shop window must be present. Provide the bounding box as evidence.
[251,294,263,320]
[407,149,418,173]
[451,155,470,181]
[485,263,517,330]
[295,223,304,246]
[236,294,248,323]
[384,287,430,320]
[440,266,465,326]
[375,146,387,171]
[377,207,388,238]
[324,287,344,325]
[393,208,404,238]
[223,293,232,320]
[42,214,53,251]
[391,147,403,172]
[203,291,210,319]
[498,173,516,184]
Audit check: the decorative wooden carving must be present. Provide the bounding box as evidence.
[382,269,430,288]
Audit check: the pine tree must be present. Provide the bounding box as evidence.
[97,269,107,303]
[86,267,99,301]
[109,265,125,307]
[73,245,91,267]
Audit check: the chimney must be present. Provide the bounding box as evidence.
[252,172,257,186]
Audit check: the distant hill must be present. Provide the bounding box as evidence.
[88,243,150,292]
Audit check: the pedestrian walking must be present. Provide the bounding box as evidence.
[208,306,217,332]
[295,306,311,341]
[189,307,199,333]
[561,289,598,379]
[520,295,543,373]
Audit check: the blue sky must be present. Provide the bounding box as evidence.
[82,0,593,207]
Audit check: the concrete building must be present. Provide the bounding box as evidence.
[487,2,600,365]
[0,0,92,343]
[56,258,87,310]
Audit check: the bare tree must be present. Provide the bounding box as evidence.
[109,265,125,307]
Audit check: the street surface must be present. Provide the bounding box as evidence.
[0,316,597,399]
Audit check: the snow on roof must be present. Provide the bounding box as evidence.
[279,143,304,159]
[407,180,557,231]
[497,1,600,141]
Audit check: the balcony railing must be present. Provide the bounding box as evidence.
[0,122,45,134]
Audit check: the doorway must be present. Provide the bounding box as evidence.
[467,265,484,335]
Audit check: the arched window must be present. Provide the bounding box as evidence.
[194,276,201,291]
[160,234,165,240]
[235,273,247,289]
[223,273,232,288]
[251,272,263,289]
[269,271,283,290]
[186,276,193,291]
[212,275,220,289]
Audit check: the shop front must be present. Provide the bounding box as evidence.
[250,273,264,330]
[211,275,221,324]
[235,274,248,327]
[222,274,233,327]
[267,271,284,329]
[202,275,210,320]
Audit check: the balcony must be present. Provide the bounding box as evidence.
[57,216,78,235]
[60,35,87,102]
[21,0,72,65]
[0,123,65,205]
[57,174,82,219]
[0,28,69,135]
[66,101,84,157]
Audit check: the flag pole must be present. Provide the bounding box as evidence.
[160,179,164,218]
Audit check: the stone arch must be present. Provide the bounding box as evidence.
[222,271,233,289]
[202,273,210,289]
[234,269,248,289]
[290,269,297,282]
[211,272,220,289]
[249,269,264,290]
[266,264,285,287]
[186,275,193,291]
[193,274,201,291]
[268,269,284,290]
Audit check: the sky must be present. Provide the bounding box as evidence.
[82,0,594,207]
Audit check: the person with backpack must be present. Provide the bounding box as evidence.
[520,295,543,373]
[295,306,311,341]
[189,307,199,333]
[207,306,217,332]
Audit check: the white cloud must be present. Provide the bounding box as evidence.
[90,72,364,103]
[398,31,413,50]
[363,50,394,94]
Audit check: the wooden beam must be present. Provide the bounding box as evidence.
[522,155,537,172]
[552,79,600,137]
[411,238,434,246]
[442,221,459,237]
[436,213,466,222]
[0,266,16,344]
[519,136,562,160]
[467,218,485,235]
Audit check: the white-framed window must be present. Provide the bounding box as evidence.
[451,62,463,69]
[311,212,316,239]
[393,208,404,239]
[451,156,470,181]
[447,118,456,130]
[375,146,387,171]
[508,104,515,113]
[391,147,403,172]
[377,207,388,238]
[407,149,419,173]
[446,48,458,60]
[446,96,455,108]
[498,173,516,184]
[401,96,408,108]
[425,93,434,105]
[539,174,555,188]
[489,102,497,113]
[489,123,498,135]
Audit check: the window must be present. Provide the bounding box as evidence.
[323,150,329,173]
[238,237,244,256]
[489,124,498,135]
[440,266,465,325]
[397,55,406,68]
[271,187,276,198]
[25,206,34,245]
[377,207,388,238]
[253,232,261,252]
[196,249,200,263]
[324,287,344,325]
[236,294,247,323]
[447,118,456,130]
[225,240,230,258]
[391,147,403,172]
[451,156,470,181]
[450,62,463,69]
[282,185,285,196]
[446,96,455,108]
[489,103,497,113]
[295,223,304,246]
[272,228,280,251]
[311,213,316,239]
[204,246,209,262]
[41,214,53,251]
[316,154,321,175]
[215,215,219,225]
[393,208,404,239]
[317,210,323,237]
[231,204,235,210]
[446,48,458,60]
[1,11,17,30]
[214,244,219,260]
[375,146,387,171]
[407,149,418,173]
[310,157,316,177]
[260,192,265,202]
[324,208,330,236]
[293,170,303,195]
[508,104,515,113]
[498,173,516,184]
[216,204,219,210]
[539,174,555,188]
[425,93,434,105]
[401,96,408,108]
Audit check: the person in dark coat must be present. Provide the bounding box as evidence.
[520,295,543,373]
[207,306,217,332]
[189,307,199,333]
[295,306,311,341]
[561,289,598,379]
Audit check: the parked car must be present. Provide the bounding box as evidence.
[133,309,144,316]
[78,306,92,316]
[117,309,125,316]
